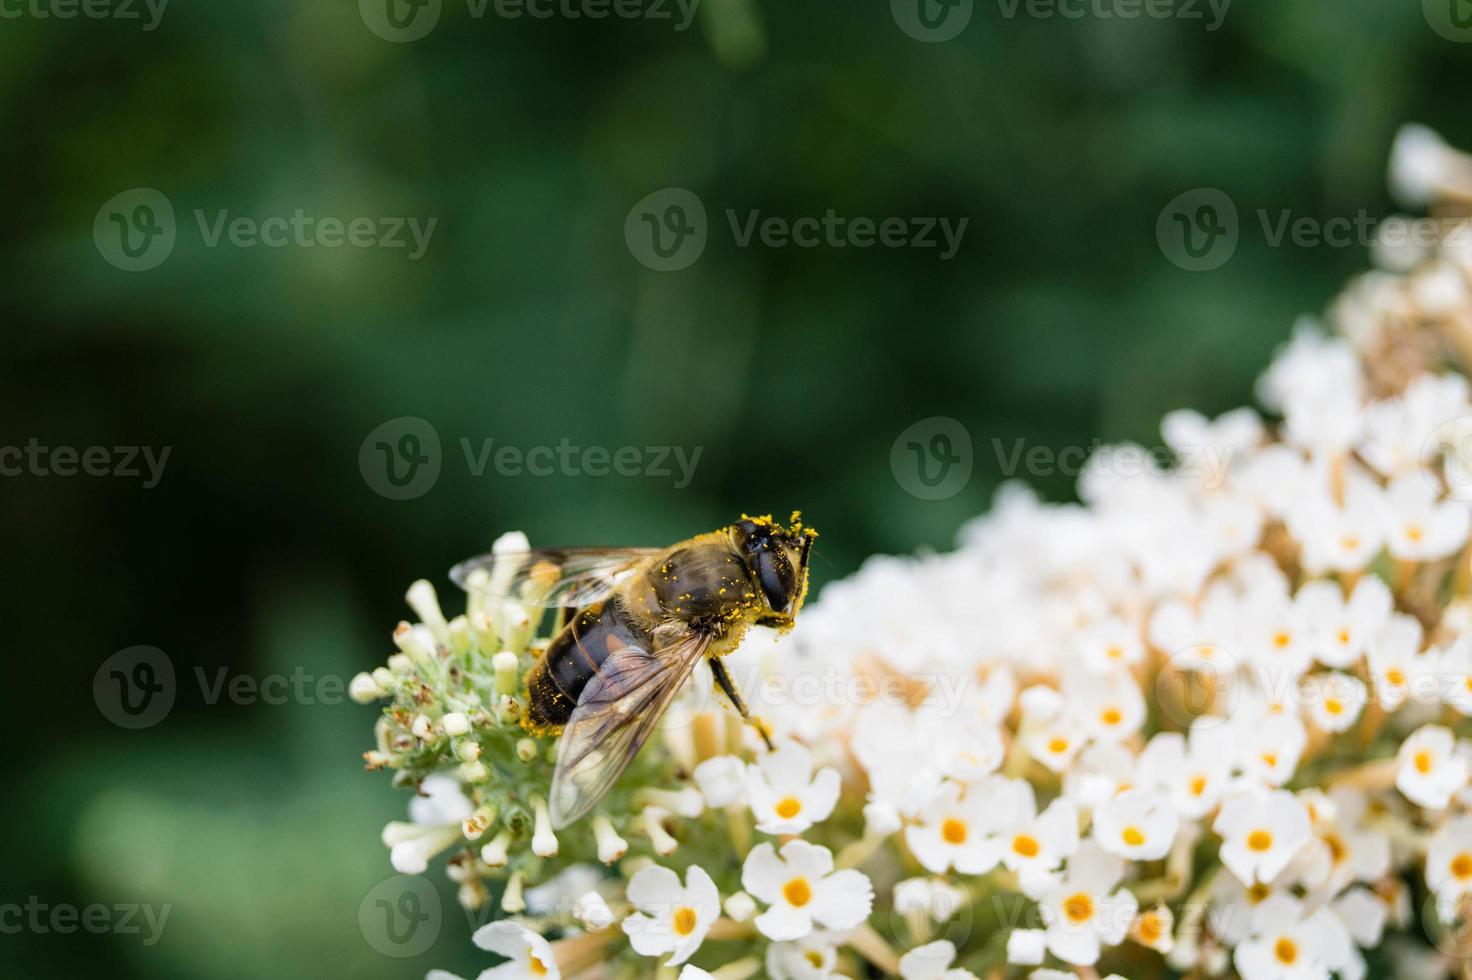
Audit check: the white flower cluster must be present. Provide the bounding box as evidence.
[361,128,1472,979]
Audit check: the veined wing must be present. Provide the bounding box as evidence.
[548,627,713,828]
[450,547,661,608]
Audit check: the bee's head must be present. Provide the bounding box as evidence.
[731,511,817,629]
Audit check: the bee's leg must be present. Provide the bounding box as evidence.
[709,657,775,751]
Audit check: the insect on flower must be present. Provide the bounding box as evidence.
[452,513,817,828]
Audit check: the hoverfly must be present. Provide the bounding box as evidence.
[451,513,816,829]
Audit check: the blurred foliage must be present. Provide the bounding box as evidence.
[4,0,1471,976]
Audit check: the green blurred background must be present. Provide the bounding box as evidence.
[5,0,1471,976]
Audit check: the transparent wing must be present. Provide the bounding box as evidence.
[450,547,660,608]
[548,628,713,828]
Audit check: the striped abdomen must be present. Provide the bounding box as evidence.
[525,599,653,732]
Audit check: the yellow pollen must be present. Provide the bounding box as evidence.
[1337,628,1351,645]
[1047,737,1070,754]
[783,877,812,907]
[1272,630,1291,649]
[529,951,550,976]
[1136,912,1162,944]
[1406,523,1424,542]
[1414,750,1434,775]
[1012,834,1040,858]
[941,818,968,845]
[1325,698,1344,716]
[1386,668,1406,687]
[1062,892,1094,924]
[1451,853,1472,880]
[1274,937,1299,965]
[775,796,802,819]
[1247,883,1272,904]
[804,951,825,968]
[1247,829,1274,852]
[1106,644,1125,660]
[1122,825,1146,847]
[1189,774,1208,796]
[1100,707,1123,726]
[1341,534,1360,551]
[672,906,698,937]
[1325,833,1348,864]
[1261,752,1278,768]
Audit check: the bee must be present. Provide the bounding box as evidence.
[452,512,817,828]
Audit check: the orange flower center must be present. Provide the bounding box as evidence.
[775,796,802,819]
[1047,737,1070,754]
[1122,825,1146,847]
[1062,892,1094,924]
[1189,774,1208,796]
[1100,707,1123,726]
[1012,834,1040,858]
[672,906,698,936]
[941,818,968,845]
[1414,750,1434,775]
[1136,912,1163,944]
[1274,937,1298,965]
[529,951,550,976]
[1451,852,1472,881]
[1247,829,1274,852]
[783,877,812,907]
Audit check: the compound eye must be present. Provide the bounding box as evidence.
[755,551,795,613]
[734,519,770,551]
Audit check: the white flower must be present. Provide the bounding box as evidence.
[1037,842,1138,966]
[765,932,839,979]
[1073,615,1144,674]
[747,740,841,835]
[905,780,1004,875]
[1438,636,1472,716]
[1093,790,1178,861]
[1232,895,1337,980]
[574,892,614,932]
[742,840,873,941]
[1296,576,1391,669]
[382,773,473,874]
[1380,472,1470,561]
[1358,374,1472,477]
[693,755,748,808]
[1214,789,1313,884]
[1303,672,1368,733]
[1396,725,1468,810]
[467,921,560,980]
[1366,613,1432,709]
[1137,723,1232,819]
[1426,815,1472,916]
[1006,928,1047,965]
[893,877,967,924]
[1236,711,1307,788]
[1131,903,1175,954]
[621,863,721,966]
[898,939,979,979]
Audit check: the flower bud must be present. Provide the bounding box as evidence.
[372,666,396,689]
[723,891,757,922]
[406,579,451,648]
[463,805,497,840]
[641,807,677,856]
[493,651,521,696]
[349,672,383,704]
[575,892,614,931]
[393,622,435,665]
[442,712,472,737]
[481,829,512,867]
[516,738,538,763]
[638,787,705,819]
[459,760,488,783]
[447,615,472,655]
[531,798,559,858]
[455,739,481,763]
[592,815,628,864]
[501,870,526,914]
[411,714,434,741]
